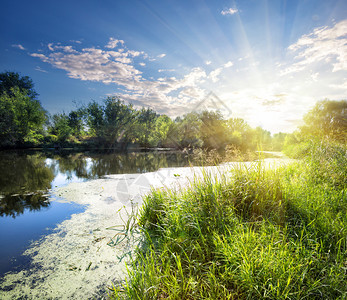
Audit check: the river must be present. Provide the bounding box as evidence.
[0,149,192,298]
[0,150,292,299]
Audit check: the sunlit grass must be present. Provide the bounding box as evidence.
[112,142,346,299]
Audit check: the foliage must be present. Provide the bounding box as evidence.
[150,115,174,147]
[284,100,347,157]
[68,109,85,137]
[271,132,288,151]
[86,100,105,136]
[0,71,38,99]
[113,142,347,299]
[49,113,73,142]
[175,112,203,148]
[0,88,46,147]
[133,107,158,147]
[301,100,347,142]
[199,110,226,149]
[103,97,137,147]
[3,71,344,153]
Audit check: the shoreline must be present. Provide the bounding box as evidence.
[0,158,294,299]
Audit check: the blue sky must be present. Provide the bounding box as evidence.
[1,0,346,133]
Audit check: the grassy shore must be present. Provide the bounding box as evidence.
[112,141,346,299]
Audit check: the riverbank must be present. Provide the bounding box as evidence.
[0,157,294,299]
[113,142,346,299]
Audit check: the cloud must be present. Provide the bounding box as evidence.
[224,61,233,68]
[221,8,238,16]
[282,20,347,75]
[30,40,214,116]
[158,69,175,73]
[31,44,143,88]
[209,68,222,83]
[12,44,26,50]
[105,38,124,49]
[35,66,48,73]
[157,53,166,58]
[208,61,234,82]
[329,80,347,90]
[205,60,212,65]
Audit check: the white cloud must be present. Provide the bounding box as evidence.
[31,44,143,88]
[221,8,238,16]
[105,38,124,49]
[205,60,212,65]
[30,40,213,116]
[158,69,175,73]
[311,72,319,81]
[157,53,166,58]
[224,61,233,68]
[12,44,26,50]
[329,80,347,90]
[209,68,222,83]
[35,66,48,73]
[207,61,233,82]
[35,36,344,133]
[283,20,347,75]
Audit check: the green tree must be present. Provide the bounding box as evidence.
[149,114,174,147]
[252,127,272,150]
[176,112,203,148]
[225,118,254,151]
[199,110,226,149]
[134,107,158,147]
[104,97,136,147]
[68,109,85,137]
[86,101,105,136]
[0,87,46,147]
[50,113,72,142]
[272,132,288,151]
[0,71,38,99]
[300,100,347,142]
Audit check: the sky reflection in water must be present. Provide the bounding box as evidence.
[0,150,189,276]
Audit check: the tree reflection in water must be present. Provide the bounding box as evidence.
[0,151,54,218]
[0,193,50,218]
[0,150,190,218]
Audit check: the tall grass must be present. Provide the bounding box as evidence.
[112,142,346,299]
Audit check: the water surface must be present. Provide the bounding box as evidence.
[0,150,189,276]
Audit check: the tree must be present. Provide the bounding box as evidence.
[0,72,46,147]
[104,97,136,147]
[225,118,254,151]
[272,132,288,151]
[86,101,105,136]
[300,100,347,142]
[0,88,46,147]
[49,113,72,142]
[176,112,203,148]
[68,109,85,137]
[252,127,272,150]
[150,115,173,147]
[0,71,38,99]
[134,107,158,147]
[199,110,226,149]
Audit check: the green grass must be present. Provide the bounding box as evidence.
[112,141,347,299]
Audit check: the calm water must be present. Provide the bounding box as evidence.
[0,150,190,276]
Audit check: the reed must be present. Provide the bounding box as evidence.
[112,141,346,299]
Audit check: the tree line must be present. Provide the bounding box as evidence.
[1,71,345,151]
